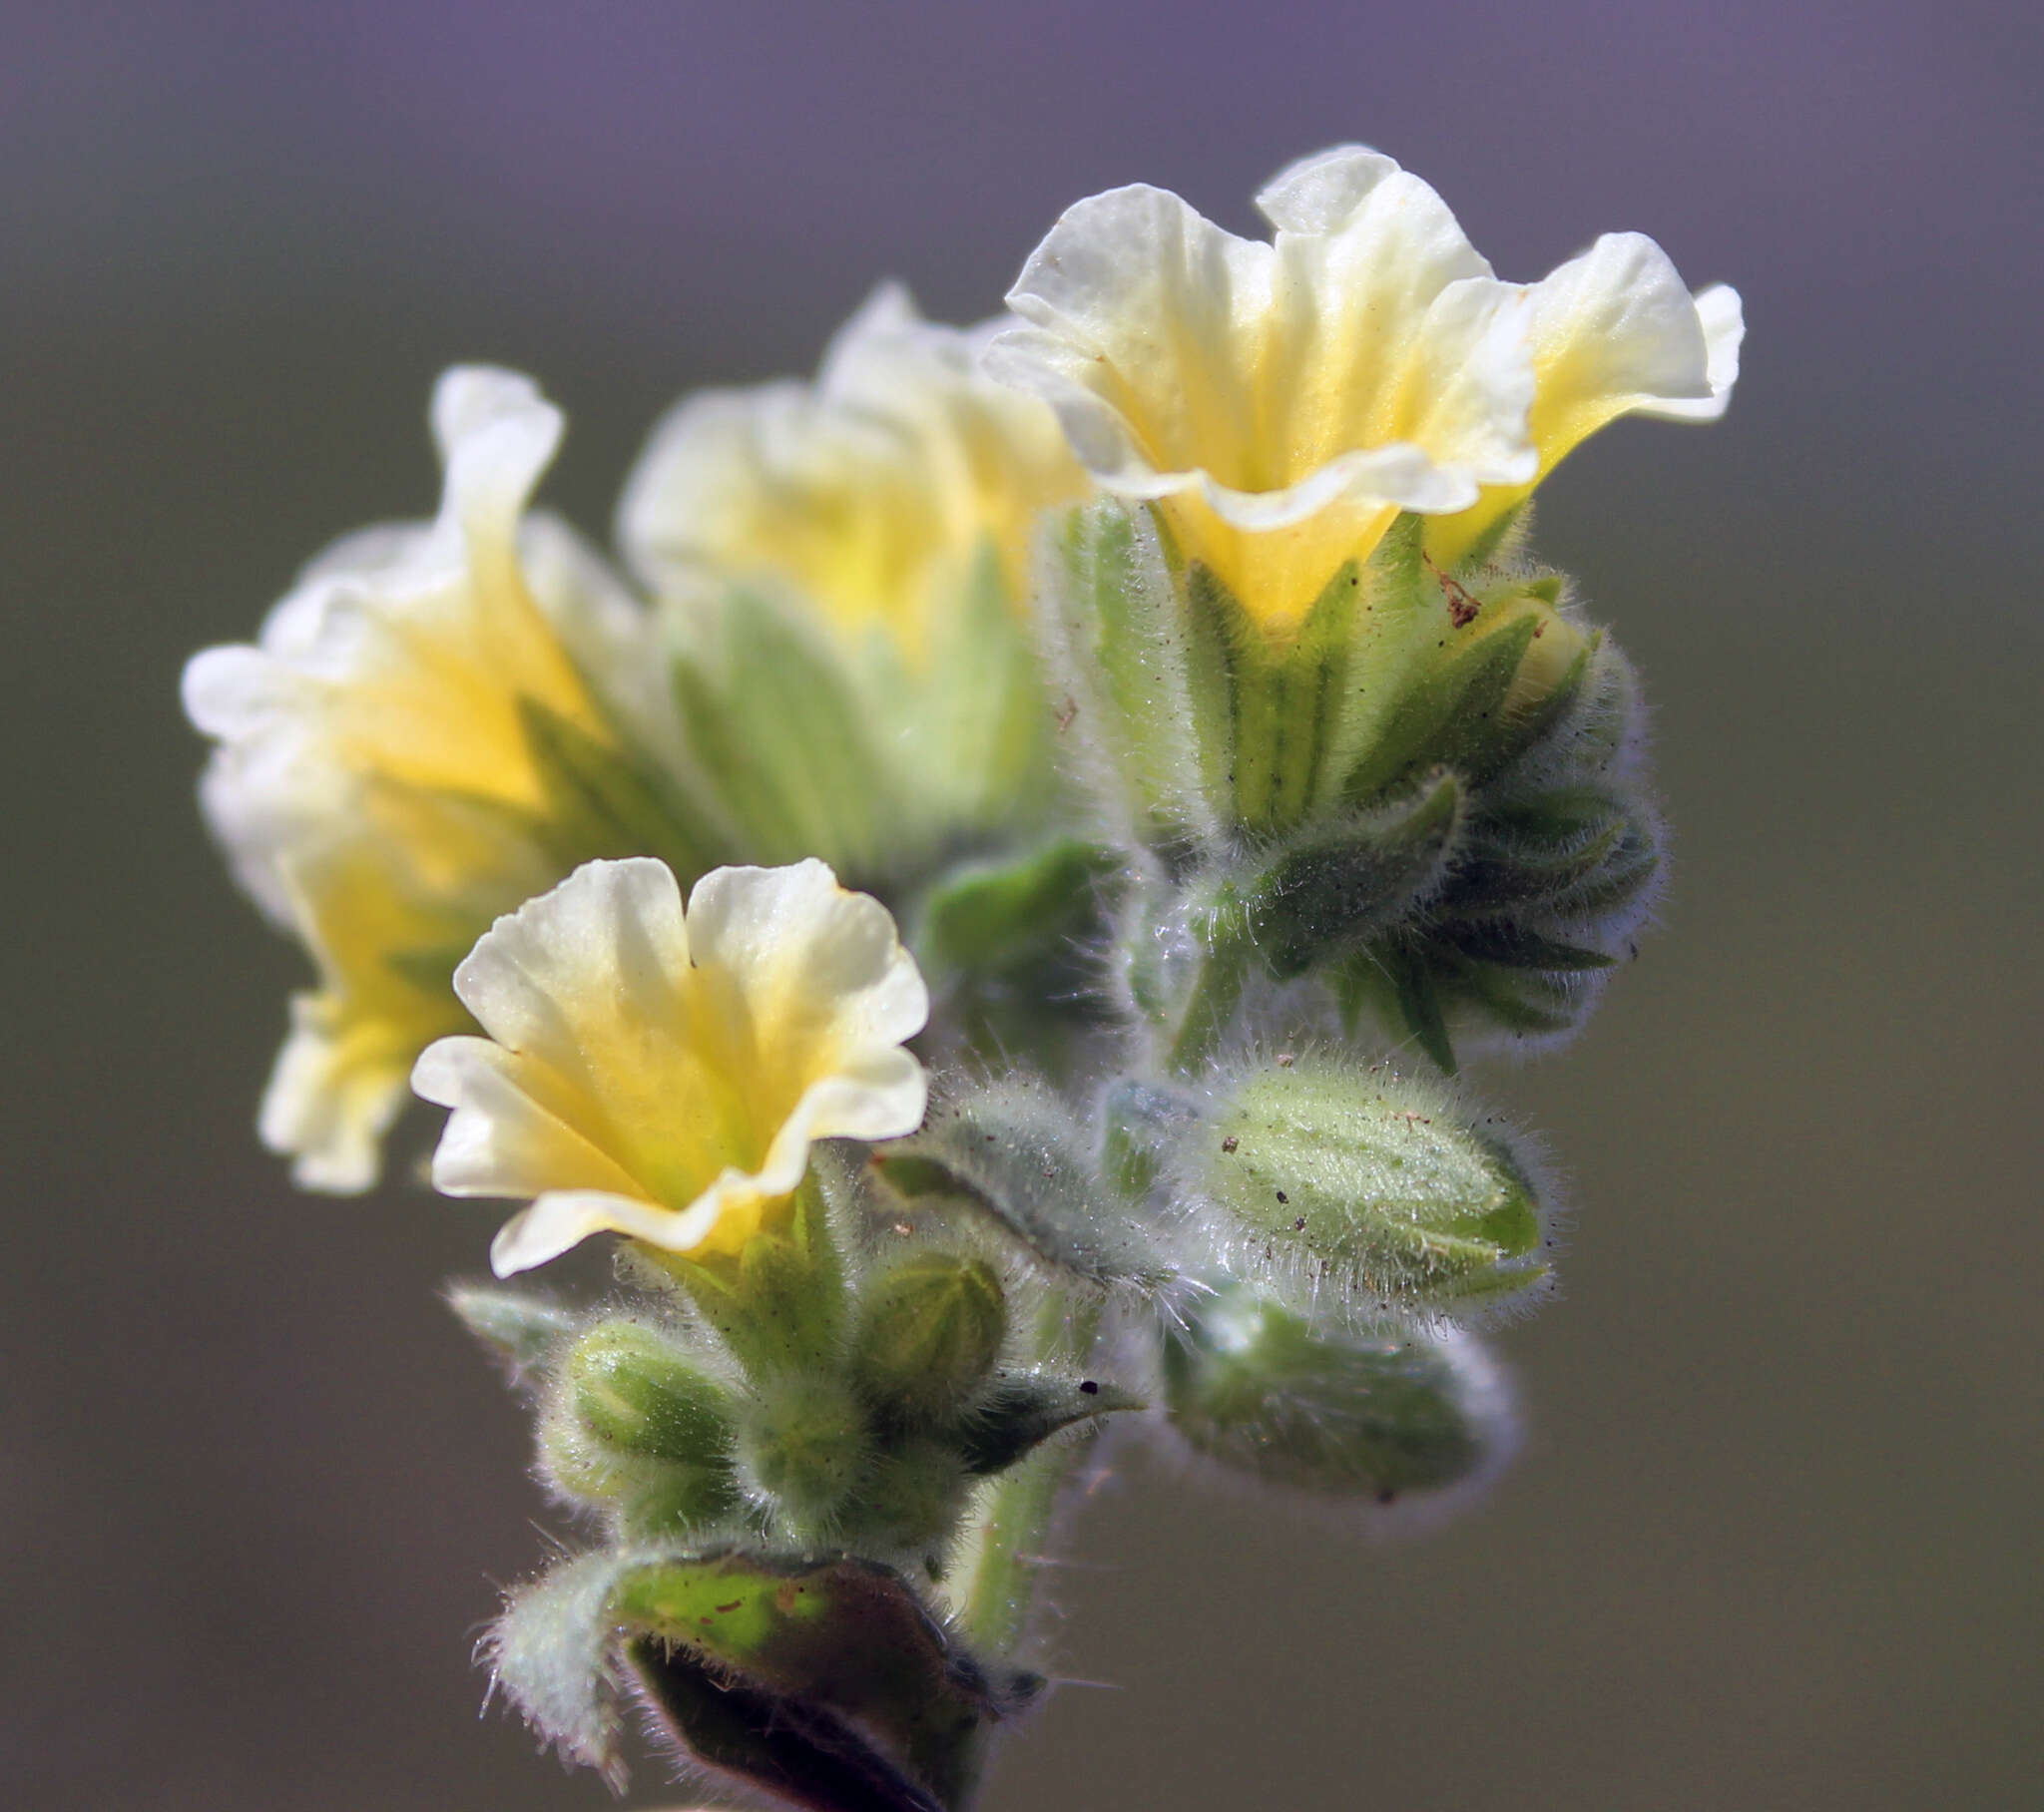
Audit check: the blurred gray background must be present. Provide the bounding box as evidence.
[3,4,2037,1808]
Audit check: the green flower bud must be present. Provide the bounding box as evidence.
[735,1374,872,1536]
[537,1404,742,1536]
[565,1320,737,1468]
[850,1252,1007,1424]
[1163,1283,1512,1505]
[1177,1055,1548,1322]
[1336,638,1661,1070]
[849,1436,975,1558]
[537,1320,743,1534]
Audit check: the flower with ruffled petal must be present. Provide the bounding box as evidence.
[183,368,701,1190]
[1425,230,1742,567]
[987,145,1741,628]
[620,283,1086,666]
[412,858,929,1276]
[617,286,1091,873]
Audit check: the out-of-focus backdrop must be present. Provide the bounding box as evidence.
[4,5,2037,1809]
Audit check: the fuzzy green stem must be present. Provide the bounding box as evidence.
[1165,940,1247,1076]
[956,1294,1105,1654]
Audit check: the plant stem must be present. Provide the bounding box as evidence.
[956,1293,1106,1653]
[1165,939,1246,1076]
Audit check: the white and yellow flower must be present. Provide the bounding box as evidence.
[412,858,929,1276]
[986,146,1741,629]
[620,282,1087,667]
[615,287,1092,872]
[183,367,673,1190]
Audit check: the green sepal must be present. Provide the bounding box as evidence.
[1217,766,1463,980]
[1442,787,1632,912]
[1440,924,1619,972]
[952,1369,1142,1477]
[1164,1285,1501,1501]
[848,1438,976,1559]
[1340,612,1541,804]
[913,838,1120,986]
[1358,938,1461,1075]
[616,1549,1041,1811]
[516,694,724,878]
[1038,501,1220,848]
[911,840,1123,1065]
[872,1080,1168,1291]
[445,1281,578,1381]
[1187,556,1366,834]
[489,1546,1038,1808]
[1338,781,1660,1062]
[905,536,1062,840]
[655,1170,847,1375]
[671,588,889,874]
[629,1638,947,1812]
[850,1252,1008,1426]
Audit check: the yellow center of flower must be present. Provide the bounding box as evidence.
[621,286,1087,671]
[414,858,930,1274]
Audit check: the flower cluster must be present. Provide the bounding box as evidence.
[185,148,1738,1811]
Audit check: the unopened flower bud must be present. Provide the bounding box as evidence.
[1163,1283,1512,1504]
[850,1251,1007,1424]
[539,1320,743,1534]
[735,1374,872,1536]
[1178,1055,1548,1322]
[849,1436,974,1556]
[565,1320,737,1469]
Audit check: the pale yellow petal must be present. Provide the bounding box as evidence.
[183,368,659,1190]
[987,148,1540,629]
[619,287,1085,663]
[414,858,930,1269]
[1426,239,1743,568]
[1519,232,1733,459]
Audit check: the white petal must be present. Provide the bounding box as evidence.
[774,1050,929,1152]
[815,278,928,399]
[413,1035,648,1201]
[257,998,408,1194]
[181,645,295,740]
[1662,282,1744,421]
[451,858,686,1051]
[995,183,1274,492]
[490,1188,698,1277]
[431,364,563,558]
[1522,233,1722,430]
[685,859,930,1053]
[1253,145,1407,235]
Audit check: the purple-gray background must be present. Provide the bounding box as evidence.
[3,5,2038,1810]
